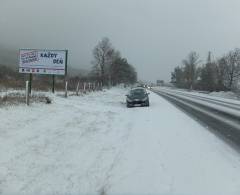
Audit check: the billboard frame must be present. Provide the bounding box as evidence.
[18,49,69,93]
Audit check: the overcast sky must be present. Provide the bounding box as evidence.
[1,0,240,82]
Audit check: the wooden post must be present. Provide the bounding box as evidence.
[83,82,86,93]
[76,82,79,96]
[26,81,30,106]
[52,75,55,93]
[88,82,91,92]
[65,81,68,98]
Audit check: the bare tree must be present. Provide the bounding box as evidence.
[171,49,240,92]
[171,66,186,88]
[91,38,137,86]
[199,52,218,91]
[182,51,200,89]
[216,57,228,90]
[92,37,114,85]
[110,57,137,85]
[224,48,240,90]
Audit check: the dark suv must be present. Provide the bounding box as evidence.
[126,88,150,108]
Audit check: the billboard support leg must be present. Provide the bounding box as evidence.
[65,81,68,98]
[29,73,32,95]
[52,75,55,93]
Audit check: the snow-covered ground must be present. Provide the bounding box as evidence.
[210,91,240,100]
[153,86,240,105]
[1,87,240,195]
[152,87,240,121]
[156,86,240,100]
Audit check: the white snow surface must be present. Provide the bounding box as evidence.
[153,87,240,105]
[210,91,240,100]
[152,87,240,119]
[1,87,240,195]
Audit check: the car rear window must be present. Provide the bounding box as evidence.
[131,89,145,95]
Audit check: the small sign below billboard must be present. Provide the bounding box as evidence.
[19,49,67,75]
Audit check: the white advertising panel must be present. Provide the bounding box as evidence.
[19,49,67,75]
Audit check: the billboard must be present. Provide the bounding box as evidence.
[19,49,67,75]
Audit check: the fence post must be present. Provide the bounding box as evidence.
[83,82,86,93]
[65,81,68,98]
[88,82,91,92]
[26,81,30,106]
[76,82,79,96]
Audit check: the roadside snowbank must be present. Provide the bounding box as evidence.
[210,91,240,100]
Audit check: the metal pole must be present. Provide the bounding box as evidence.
[52,75,55,93]
[64,50,68,97]
[65,81,68,98]
[29,73,32,94]
[65,50,68,77]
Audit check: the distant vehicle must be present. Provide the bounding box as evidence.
[157,80,164,86]
[126,87,150,108]
[147,85,151,89]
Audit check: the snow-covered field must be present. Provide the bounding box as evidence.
[1,87,240,195]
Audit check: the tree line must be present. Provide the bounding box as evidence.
[171,49,240,92]
[0,37,137,89]
[89,37,137,86]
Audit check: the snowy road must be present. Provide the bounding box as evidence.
[152,87,240,151]
[1,88,240,195]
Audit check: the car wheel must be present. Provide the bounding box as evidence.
[146,100,150,107]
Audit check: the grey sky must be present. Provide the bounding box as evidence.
[1,0,240,82]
